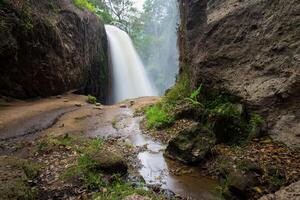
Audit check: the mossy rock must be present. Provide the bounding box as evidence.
[165,122,216,164]
[223,171,259,200]
[91,148,128,174]
[172,101,206,120]
[0,156,39,200]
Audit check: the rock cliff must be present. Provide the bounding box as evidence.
[179,0,300,148]
[0,0,109,103]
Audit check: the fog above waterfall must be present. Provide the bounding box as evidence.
[134,0,180,95]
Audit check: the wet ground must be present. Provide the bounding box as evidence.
[89,100,219,199]
[0,94,218,199]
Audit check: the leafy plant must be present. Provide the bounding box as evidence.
[185,84,204,107]
[87,95,97,104]
[145,104,174,129]
[73,0,96,13]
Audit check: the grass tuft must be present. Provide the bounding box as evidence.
[145,104,174,129]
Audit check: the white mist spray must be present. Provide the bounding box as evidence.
[105,25,157,103]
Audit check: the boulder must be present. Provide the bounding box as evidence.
[259,181,300,200]
[224,171,259,200]
[165,122,216,164]
[0,0,109,102]
[179,0,300,149]
[92,148,128,174]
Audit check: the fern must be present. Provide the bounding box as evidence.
[185,84,204,107]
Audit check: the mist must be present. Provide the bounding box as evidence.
[135,0,180,95]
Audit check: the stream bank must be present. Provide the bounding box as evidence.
[0,94,219,200]
[1,94,299,199]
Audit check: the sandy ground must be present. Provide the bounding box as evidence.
[0,93,159,155]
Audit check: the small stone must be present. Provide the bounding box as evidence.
[95,103,101,106]
[75,103,82,107]
[130,100,135,106]
[120,104,127,108]
[123,194,151,200]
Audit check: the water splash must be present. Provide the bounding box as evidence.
[105,25,157,103]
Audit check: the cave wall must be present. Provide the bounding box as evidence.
[179,0,300,148]
[0,0,109,103]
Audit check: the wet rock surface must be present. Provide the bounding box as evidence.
[91,146,128,174]
[179,0,300,149]
[259,181,300,200]
[0,0,109,101]
[165,122,215,164]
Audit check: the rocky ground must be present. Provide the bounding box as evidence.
[1,93,299,200]
[0,94,169,200]
[139,100,300,200]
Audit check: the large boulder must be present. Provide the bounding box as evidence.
[259,181,300,200]
[178,0,300,148]
[165,122,215,164]
[92,148,128,174]
[0,0,109,102]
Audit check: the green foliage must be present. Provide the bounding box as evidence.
[87,95,97,104]
[112,117,117,129]
[145,104,174,129]
[185,84,204,107]
[20,6,34,32]
[268,166,285,189]
[163,72,190,105]
[247,114,265,141]
[62,137,104,190]
[73,0,96,13]
[211,102,242,119]
[93,176,167,200]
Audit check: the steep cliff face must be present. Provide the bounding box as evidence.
[179,0,300,148]
[0,0,109,102]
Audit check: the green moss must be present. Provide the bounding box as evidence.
[87,95,97,104]
[0,156,39,200]
[73,0,96,13]
[163,71,190,105]
[93,177,168,200]
[145,104,174,129]
[112,117,118,129]
[268,165,285,189]
[19,6,34,32]
[62,137,105,190]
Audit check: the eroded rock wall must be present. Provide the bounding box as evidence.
[179,0,300,148]
[0,0,109,103]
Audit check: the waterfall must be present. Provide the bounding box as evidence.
[105,25,157,103]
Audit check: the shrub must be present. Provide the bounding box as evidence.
[145,104,174,129]
[185,84,204,107]
[87,95,97,104]
[73,0,96,13]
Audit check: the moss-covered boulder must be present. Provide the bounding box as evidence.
[0,156,39,200]
[172,101,205,120]
[165,122,216,164]
[222,171,260,200]
[91,148,128,174]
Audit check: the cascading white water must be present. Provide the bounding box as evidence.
[105,25,156,103]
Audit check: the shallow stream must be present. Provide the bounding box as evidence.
[116,108,218,200]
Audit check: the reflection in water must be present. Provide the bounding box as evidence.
[115,108,218,199]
